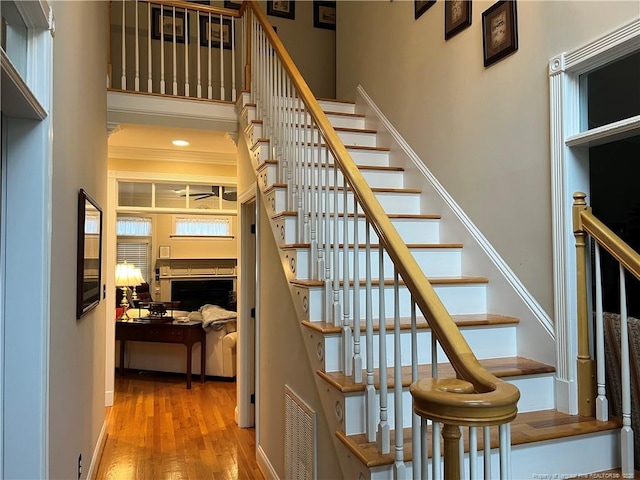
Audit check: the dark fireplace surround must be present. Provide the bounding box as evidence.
[171,279,235,313]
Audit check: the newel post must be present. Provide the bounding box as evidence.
[573,191,596,417]
[442,424,462,480]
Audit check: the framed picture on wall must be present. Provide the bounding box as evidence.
[199,16,234,49]
[313,1,336,30]
[482,0,518,67]
[444,0,471,40]
[224,1,243,10]
[415,0,436,19]
[267,0,295,20]
[151,7,187,43]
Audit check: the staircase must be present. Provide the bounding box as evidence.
[239,93,623,478]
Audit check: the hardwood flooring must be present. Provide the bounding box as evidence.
[95,372,263,480]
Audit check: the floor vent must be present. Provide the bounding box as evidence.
[284,385,317,480]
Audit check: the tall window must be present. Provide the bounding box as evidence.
[117,216,152,282]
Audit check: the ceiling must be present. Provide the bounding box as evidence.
[108,124,238,165]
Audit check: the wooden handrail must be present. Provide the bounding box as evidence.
[246,0,520,421]
[574,192,640,280]
[140,0,242,17]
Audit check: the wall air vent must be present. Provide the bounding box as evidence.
[284,385,317,480]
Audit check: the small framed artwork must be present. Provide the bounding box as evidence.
[159,245,171,259]
[224,1,243,10]
[267,0,295,20]
[313,1,336,30]
[76,189,103,319]
[151,7,187,43]
[444,0,471,40]
[482,0,518,67]
[415,0,436,19]
[199,16,234,49]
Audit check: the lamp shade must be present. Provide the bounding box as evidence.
[114,262,144,287]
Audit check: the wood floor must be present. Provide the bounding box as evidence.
[95,372,264,480]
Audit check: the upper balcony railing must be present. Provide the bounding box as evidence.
[108,0,244,102]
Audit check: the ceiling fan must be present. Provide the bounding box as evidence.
[181,186,237,202]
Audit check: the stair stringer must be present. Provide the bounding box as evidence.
[239,124,358,480]
[354,85,558,371]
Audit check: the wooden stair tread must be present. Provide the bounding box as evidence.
[317,97,355,105]
[290,276,490,288]
[256,159,403,172]
[337,410,622,468]
[302,313,519,335]
[272,211,442,221]
[281,242,463,250]
[318,356,555,393]
[263,183,421,195]
[251,137,388,152]
[249,119,376,135]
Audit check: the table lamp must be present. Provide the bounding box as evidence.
[115,261,143,320]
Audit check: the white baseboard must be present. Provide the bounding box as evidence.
[105,390,114,407]
[87,420,108,480]
[256,444,280,480]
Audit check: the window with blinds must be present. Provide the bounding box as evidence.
[174,216,231,236]
[117,242,151,283]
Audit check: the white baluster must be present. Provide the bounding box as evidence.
[147,3,152,92]
[134,0,139,91]
[298,94,307,245]
[378,245,390,454]
[393,268,405,476]
[207,12,212,99]
[469,426,478,480]
[309,123,318,281]
[172,6,177,95]
[184,7,189,97]
[323,143,332,315]
[499,424,509,480]
[484,426,492,480]
[620,265,635,478]
[421,417,428,480]
[411,299,421,479]
[460,429,465,479]
[231,17,236,101]
[160,7,165,94]
[342,176,352,376]
[121,0,126,89]
[365,220,376,443]
[196,11,201,98]
[432,421,441,480]
[219,14,225,100]
[332,165,342,327]
[594,243,608,421]
[353,203,362,384]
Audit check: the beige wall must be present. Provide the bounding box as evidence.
[336,1,639,315]
[258,0,336,99]
[48,1,108,478]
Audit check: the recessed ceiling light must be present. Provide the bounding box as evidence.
[172,139,189,146]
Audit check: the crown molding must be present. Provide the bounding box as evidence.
[108,145,236,165]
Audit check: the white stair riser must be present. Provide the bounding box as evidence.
[290,247,462,281]
[302,282,488,321]
[257,161,404,190]
[317,100,356,114]
[338,372,554,436]
[358,429,618,480]
[321,324,517,372]
[252,140,390,167]
[268,187,422,215]
[274,215,441,246]
[300,111,365,129]
[249,122,377,148]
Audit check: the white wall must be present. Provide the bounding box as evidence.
[48,2,108,478]
[335,0,639,316]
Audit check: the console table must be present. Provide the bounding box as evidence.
[116,319,206,389]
